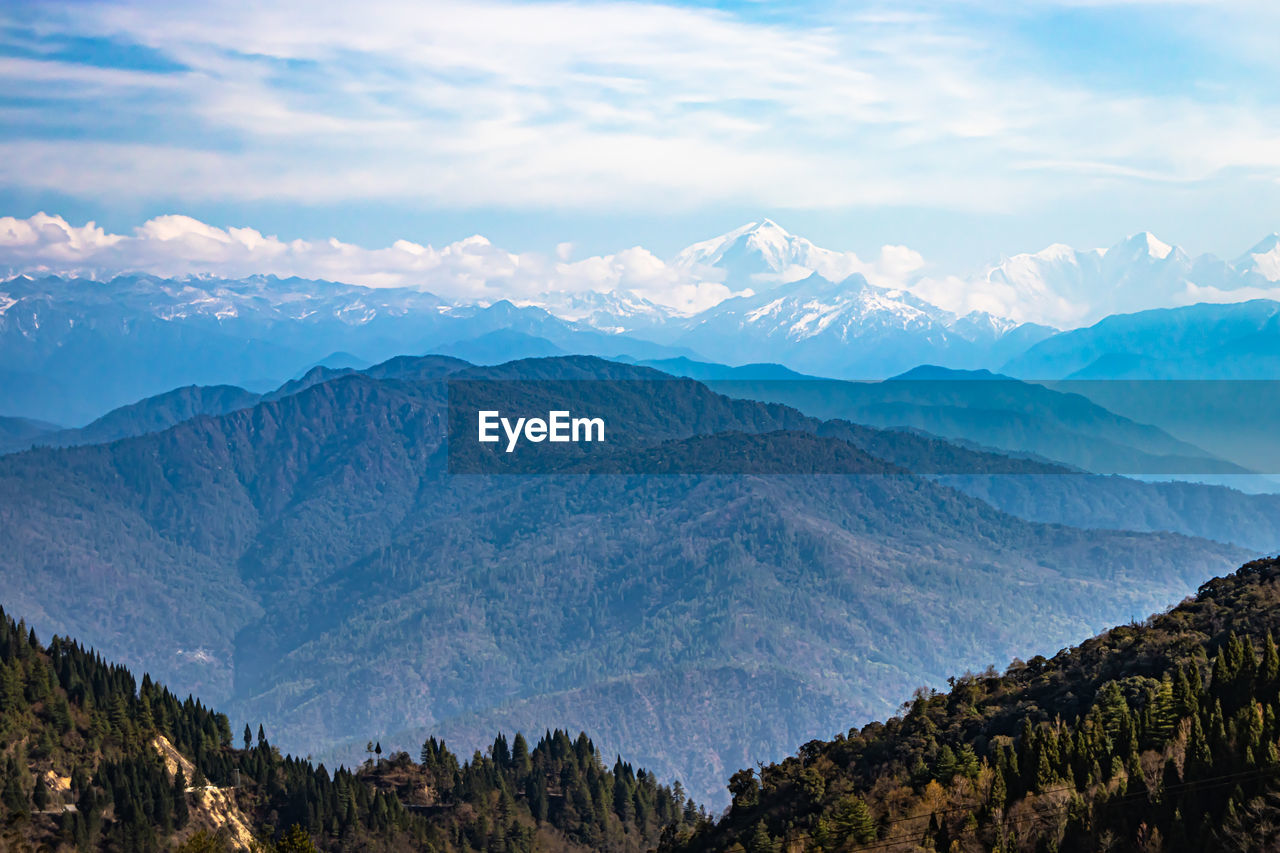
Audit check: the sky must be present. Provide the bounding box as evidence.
[3,0,1280,316]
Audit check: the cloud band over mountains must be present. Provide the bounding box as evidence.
[4,211,1280,326]
[0,212,919,314]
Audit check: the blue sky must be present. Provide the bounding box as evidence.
[2,0,1280,268]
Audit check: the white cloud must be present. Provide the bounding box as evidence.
[1182,282,1280,305]
[4,0,1280,213]
[0,212,123,255]
[906,271,1086,326]
[0,211,924,315]
[7,212,1280,326]
[0,211,748,311]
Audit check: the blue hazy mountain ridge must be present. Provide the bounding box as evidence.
[813,419,1280,552]
[0,354,475,454]
[1002,299,1280,379]
[628,356,818,381]
[675,364,1246,477]
[0,415,60,450]
[0,274,700,424]
[936,473,1280,555]
[297,350,373,375]
[0,384,265,454]
[590,361,1280,550]
[997,301,1280,473]
[622,358,1257,479]
[627,361,1280,551]
[0,300,307,426]
[0,354,1253,806]
[63,385,261,448]
[417,299,702,363]
[6,349,1276,552]
[4,345,1276,541]
[435,328,569,363]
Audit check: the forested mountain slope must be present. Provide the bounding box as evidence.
[0,385,263,454]
[0,606,698,852]
[666,556,1280,853]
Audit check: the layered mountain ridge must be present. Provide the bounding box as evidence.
[0,353,1256,806]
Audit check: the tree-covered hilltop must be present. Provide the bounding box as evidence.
[666,556,1280,853]
[0,605,700,852]
[373,731,704,853]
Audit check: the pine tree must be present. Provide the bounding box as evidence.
[276,824,320,852]
[173,767,190,828]
[990,763,1007,813]
[2,756,28,815]
[1035,746,1056,793]
[812,816,833,850]
[32,776,49,811]
[1262,633,1280,703]
[512,732,532,778]
[1173,667,1196,719]
[1152,673,1176,743]
[831,795,876,843]
[746,821,778,853]
[935,745,958,784]
[956,744,980,780]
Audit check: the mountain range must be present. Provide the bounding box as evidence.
[0,272,695,424]
[0,353,1259,807]
[5,214,1280,815]
[9,220,1280,427]
[7,355,1280,549]
[669,272,1051,379]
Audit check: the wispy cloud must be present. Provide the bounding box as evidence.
[3,0,1280,214]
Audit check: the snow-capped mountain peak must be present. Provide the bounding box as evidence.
[973,232,1205,327]
[673,220,862,290]
[1108,231,1175,262]
[1235,233,1280,281]
[675,270,1049,377]
[1030,243,1091,262]
[735,219,799,270]
[675,219,803,272]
